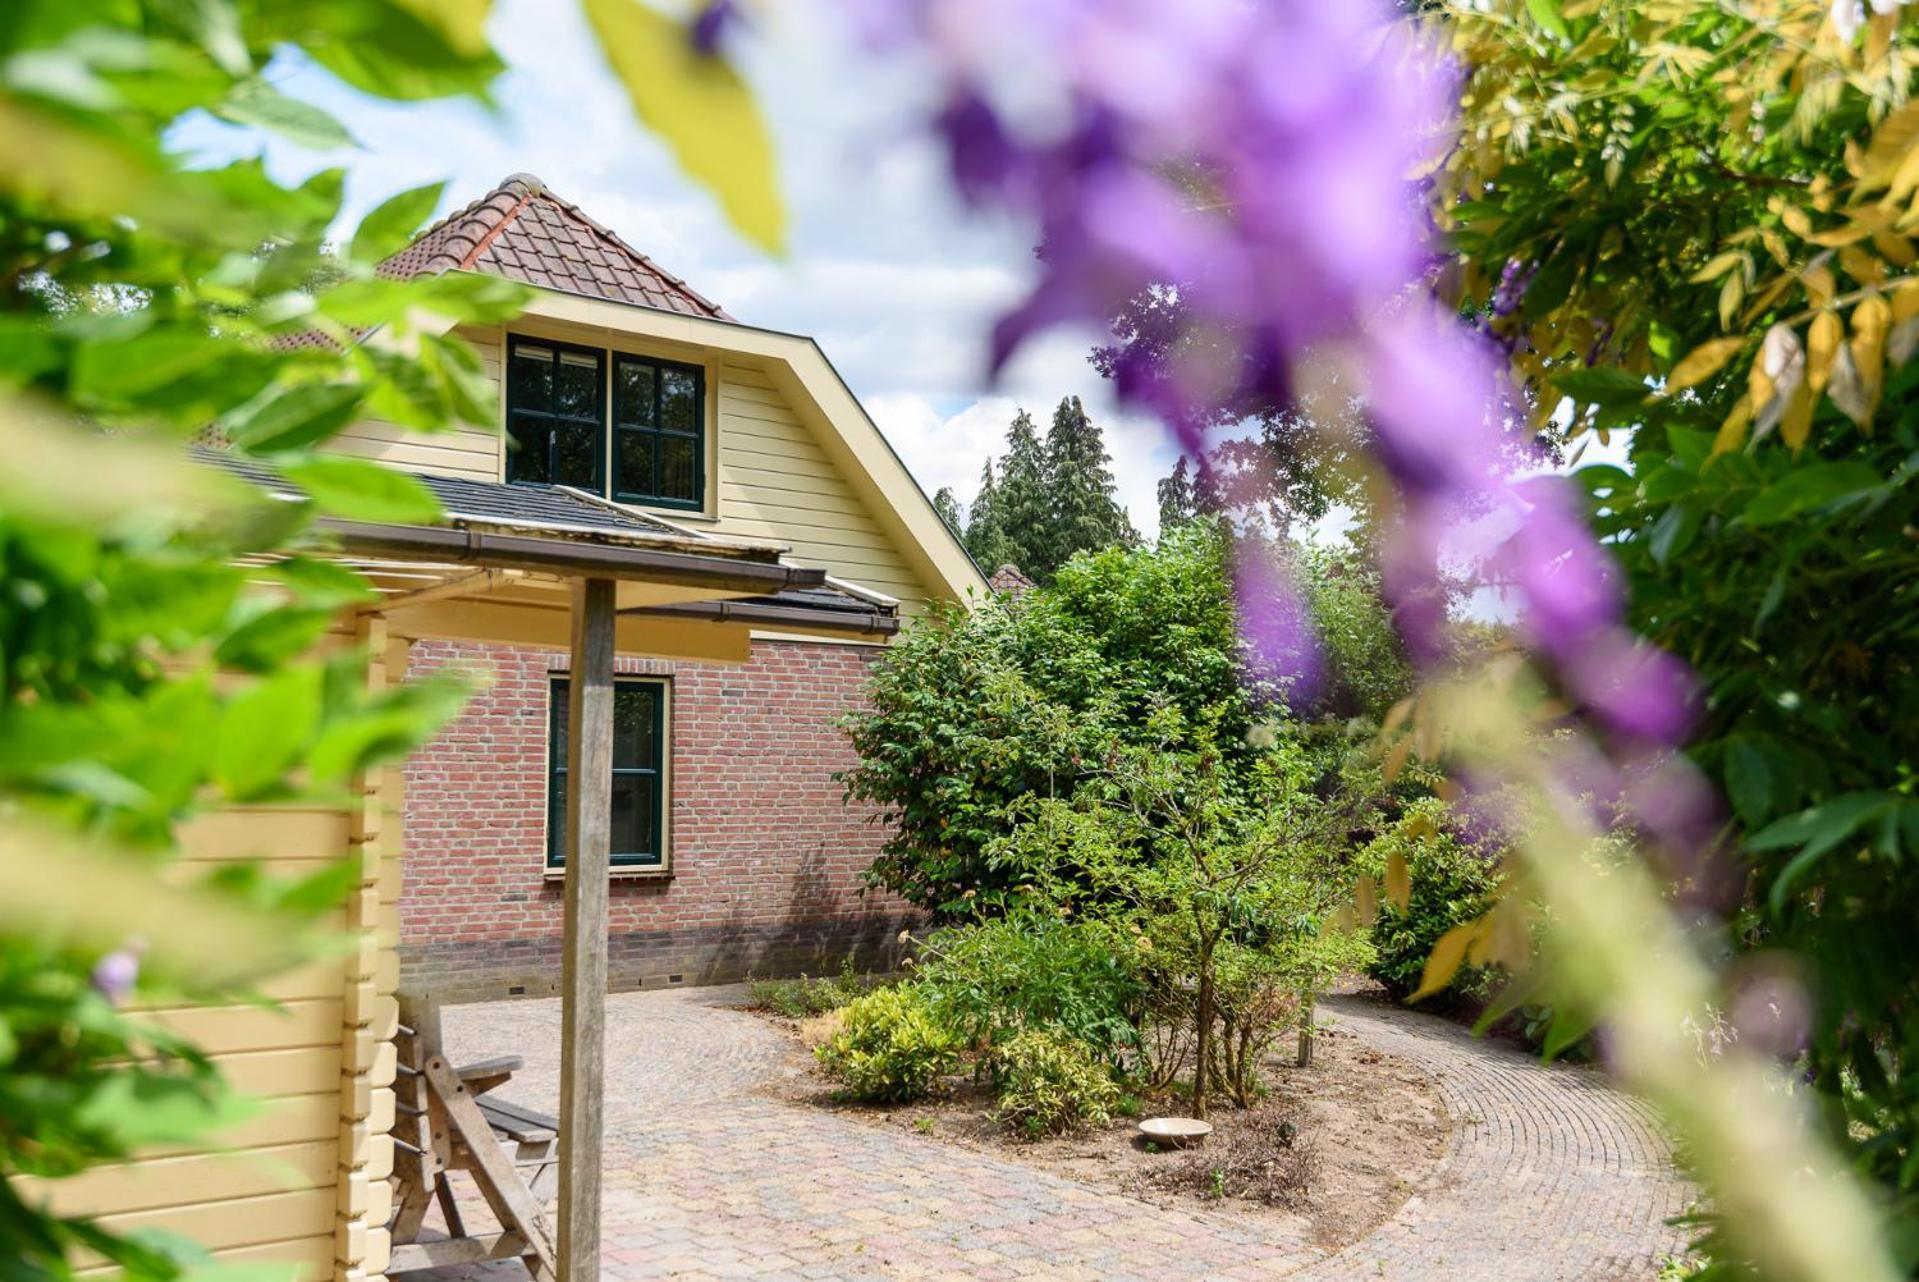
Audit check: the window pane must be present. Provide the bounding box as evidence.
[610,774,656,859]
[553,423,599,489]
[613,686,656,766]
[507,417,552,485]
[547,769,567,866]
[613,359,657,427]
[615,429,655,500]
[660,366,699,431]
[509,344,553,413]
[551,680,569,750]
[554,350,601,419]
[660,434,697,503]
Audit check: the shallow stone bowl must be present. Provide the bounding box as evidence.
[1139,1116,1213,1149]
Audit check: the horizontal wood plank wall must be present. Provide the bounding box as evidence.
[18,803,361,1279]
[710,356,931,610]
[325,326,502,484]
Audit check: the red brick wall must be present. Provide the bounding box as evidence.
[399,636,913,1002]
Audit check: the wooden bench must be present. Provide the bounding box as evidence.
[386,996,558,1280]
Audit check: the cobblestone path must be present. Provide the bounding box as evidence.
[436,987,1691,1281]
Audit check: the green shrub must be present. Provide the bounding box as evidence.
[914,912,1143,1065]
[746,958,883,1018]
[992,1028,1122,1138]
[813,985,960,1103]
[1362,798,1502,1001]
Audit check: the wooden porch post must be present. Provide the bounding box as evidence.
[558,577,614,1282]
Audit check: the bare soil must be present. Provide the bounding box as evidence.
[752,1008,1449,1249]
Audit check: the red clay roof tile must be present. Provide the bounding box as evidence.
[378,173,729,321]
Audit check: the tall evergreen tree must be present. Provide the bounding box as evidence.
[932,486,965,539]
[1043,394,1135,577]
[961,459,1020,573]
[950,400,1139,583]
[1158,455,1200,529]
[993,409,1052,572]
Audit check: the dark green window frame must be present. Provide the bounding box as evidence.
[545,676,668,871]
[504,335,706,511]
[612,352,706,511]
[504,337,606,492]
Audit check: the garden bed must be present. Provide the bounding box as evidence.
[750,996,1449,1249]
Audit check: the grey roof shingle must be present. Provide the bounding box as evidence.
[196,447,689,540]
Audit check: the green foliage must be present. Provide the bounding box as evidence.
[1361,799,1503,1001]
[990,1028,1122,1139]
[914,913,1144,1065]
[746,959,886,1019]
[1441,2,1919,1260]
[813,985,961,1104]
[951,399,1136,582]
[0,3,539,1277]
[844,522,1274,921]
[841,523,1274,919]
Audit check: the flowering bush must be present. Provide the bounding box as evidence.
[813,986,961,1104]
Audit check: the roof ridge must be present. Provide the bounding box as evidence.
[457,185,536,270]
[374,173,731,322]
[524,183,731,320]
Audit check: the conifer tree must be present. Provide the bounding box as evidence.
[1043,394,1135,577]
[932,486,965,539]
[1158,455,1200,529]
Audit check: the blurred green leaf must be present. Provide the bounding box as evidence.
[211,76,355,149]
[1742,462,1883,527]
[348,180,446,264]
[215,666,323,800]
[223,383,367,453]
[279,454,442,524]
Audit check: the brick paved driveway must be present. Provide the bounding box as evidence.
[435,987,1691,1281]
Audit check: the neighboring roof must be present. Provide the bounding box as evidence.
[988,564,1037,597]
[381,173,730,320]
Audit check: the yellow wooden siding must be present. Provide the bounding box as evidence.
[328,319,945,613]
[16,635,412,1282]
[322,326,502,484]
[711,357,932,606]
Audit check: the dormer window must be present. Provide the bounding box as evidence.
[505,336,705,510]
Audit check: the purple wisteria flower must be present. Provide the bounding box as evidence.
[690,0,739,56]
[858,0,1697,760]
[91,945,141,1005]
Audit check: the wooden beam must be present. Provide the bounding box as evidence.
[558,577,614,1282]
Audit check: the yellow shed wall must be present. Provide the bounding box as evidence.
[13,634,409,1282]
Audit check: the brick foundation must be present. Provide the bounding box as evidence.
[400,637,913,1003]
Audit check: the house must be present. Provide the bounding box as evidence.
[34,174,982,1280]
[361,174,986,1002]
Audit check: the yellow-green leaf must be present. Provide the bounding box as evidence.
[1667,336,1745,392]
[582,0,786,255]
[1687,249,1744,284]
[1409,921,1479,1003]
[1807,310,1843,393]
[1384,850,1411,912]
[1780,380,1815,453]
[1709,394,1753,458]
[1355,875,1378,926]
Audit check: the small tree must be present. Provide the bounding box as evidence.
[992,707,1365,1119]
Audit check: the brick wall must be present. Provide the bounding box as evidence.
[399,636,913,1003]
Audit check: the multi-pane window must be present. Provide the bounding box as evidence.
[546,677,668,871]
[506,336,704,510]
[505,341,604,491]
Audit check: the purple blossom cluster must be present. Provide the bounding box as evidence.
[851,0,1697,765]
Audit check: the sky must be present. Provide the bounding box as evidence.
[171,0,1182,537]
